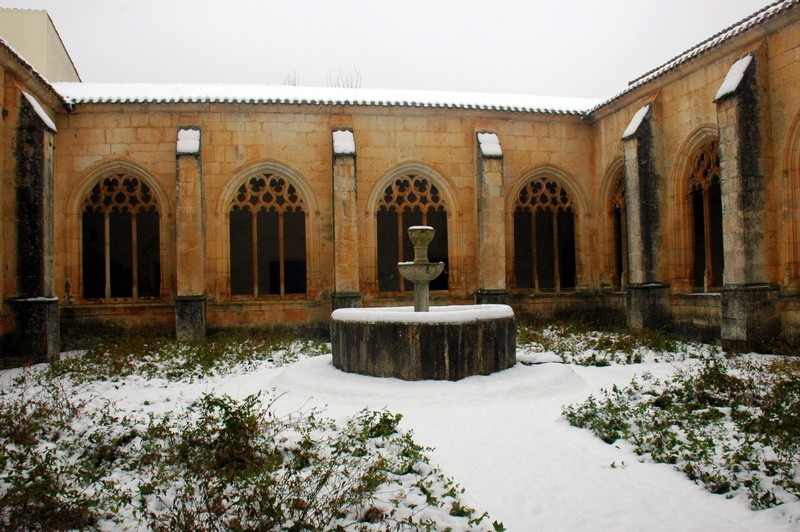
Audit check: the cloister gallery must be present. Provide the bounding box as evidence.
[2,1,800,363]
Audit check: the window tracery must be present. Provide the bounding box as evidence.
[513,174,576,291]
[688,140,724,290]
[376,175,449,292]
[229,174,307,297]
[81,173,160,299]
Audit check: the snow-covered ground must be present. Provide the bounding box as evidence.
[2,345,798,530]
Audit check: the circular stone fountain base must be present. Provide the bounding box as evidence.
[330,304,516,381]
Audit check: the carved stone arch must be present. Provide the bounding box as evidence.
[599,158,627,289]
[65,157,173,301]
[505,166,588,291]
[668,125,720,288]
[215,159,320,299]
[782,110,800,289]
[365,161,461,294]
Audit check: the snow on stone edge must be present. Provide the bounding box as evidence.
[621,104,650,140]
[714,54,753,101]
[331,304,514,324]
[477,132,503,158]
[176,128,200,155]
[22,91,57,132]
[332,130,355,155]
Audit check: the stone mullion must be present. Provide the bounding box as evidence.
[104,212,111,300]
[131,211,139,300]
[620,205,628,290]
[553,209,561,292]
[531,210,539,292]
[251,210,258,297]
[702,187,713,291]
[278,211,286,297]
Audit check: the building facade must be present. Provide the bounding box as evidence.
[2,1,800,363]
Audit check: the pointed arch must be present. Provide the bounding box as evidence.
[506,166,587,292]
[600,158,627,289]
[669,126,722,291]
[65,157,172,302]
[216,160,320,299]
[366,162,460,293]
[782,110,800,289]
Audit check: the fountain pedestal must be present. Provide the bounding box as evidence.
[331,226,516,381]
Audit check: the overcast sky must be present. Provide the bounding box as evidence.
[3,0,773,98]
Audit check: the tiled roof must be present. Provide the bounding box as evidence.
[589,0,800,114]
[53,82,601,115]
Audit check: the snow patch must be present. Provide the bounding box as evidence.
[176,127,200,154]
[622,104,650,140]
[332,129,355,155]
[715,54,753,101]
[477,132,503,158]
[331,304,514,324]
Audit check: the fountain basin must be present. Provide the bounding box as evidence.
[330,304,516,381]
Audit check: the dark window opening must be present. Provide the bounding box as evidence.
[81,175,160,300]
[229,174,307,298]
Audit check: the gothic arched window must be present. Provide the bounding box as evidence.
[82,174,161,299]
[513,175,576,291]
[229,174,307,297]
[689,140,724,290]
[377,175,448,292]
[611,172,628,289]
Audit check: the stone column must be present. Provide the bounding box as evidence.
[622,104,670,330]
[8,92,59,365]
[714,52,779,352]
[476,132,508,304]
[331,129,361,309]
[175,127,206,339]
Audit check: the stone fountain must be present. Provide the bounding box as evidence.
[330,226,516,381]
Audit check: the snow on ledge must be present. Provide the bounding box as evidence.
[622,104,651,140]
[331,304,514,324]
[176,128,200,155]
[477,132,503,158]
[714,54,753,101]
[22,91,57,132]
[332,130,355,155]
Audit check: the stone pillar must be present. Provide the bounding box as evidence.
[476,132,508,304]
[175,127,206,339]
[714,53,779,351]
[622,104,670,330]
[8,92,60,364]
[332,129,361,309]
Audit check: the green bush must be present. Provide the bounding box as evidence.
[563,354,800,509]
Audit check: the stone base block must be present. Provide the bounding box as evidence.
[5,297,59,367]
[721,284,780,353]
[176,295,206,340]
[332,291,362,310]
[476,289,509,305]
[627,283,670,331]
[331,305,516,381]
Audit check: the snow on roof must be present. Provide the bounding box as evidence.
[714,54,753,101]
[592,0,799,114]
[332,130,356,155]
[52,82,601,115]
[22,91,57,132]
[477,132,503,158]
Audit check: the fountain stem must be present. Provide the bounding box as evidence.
[397,226,444,312]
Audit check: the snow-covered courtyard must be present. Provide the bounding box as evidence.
[1,329,798,530]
